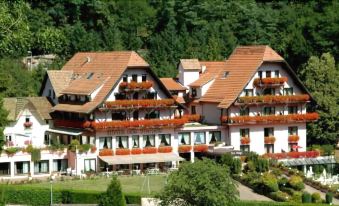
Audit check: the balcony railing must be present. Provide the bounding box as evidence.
[103,99,175,109]
[119,81,152,90]
[54,119,91,129]
[253,77,288,87]
[222,112,319,124]
[264,151,320,159]
[237,94,310,105]
[92,118,188,130]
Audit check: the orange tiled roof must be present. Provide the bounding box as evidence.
[47,70,73,97]
[180,59,200,70]
[199,45,284,108]
[160,78,187,91]
[188,61,225,87]
[61,78,106,95]
[52,51,149,113]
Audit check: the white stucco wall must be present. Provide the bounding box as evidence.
[201,103,221,125]
[178,63,200,87]
[41,77,58,104]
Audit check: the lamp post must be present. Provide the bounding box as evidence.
[50,175,55,206]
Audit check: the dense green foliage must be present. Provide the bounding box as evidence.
[159,158,238,206]
[98,176,126,206]
[220,153,242,174]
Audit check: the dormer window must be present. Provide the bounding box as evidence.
[244,89,253,97]
[25,117,30,123]
[222,71,229,79]
[87,72,94,80]
[191,88,197,97]
[122,75,128,82]
[142,74,147,82]
[132,74,138,82]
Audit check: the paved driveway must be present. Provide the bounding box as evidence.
[236,181,273,201]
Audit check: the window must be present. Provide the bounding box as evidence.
[240,128,249,137]
[263,107,275,115]
[194,132,206,144]
[275,70,279,77]
[122,75,128,82]
[283,88,293,95]
[178,133,190,145]
[87,72,94,80]
[25,117,30,123]
[222,71,229,78]
[240,145,250,153]
[53,159,67,172]
[244,89,253,96]
[132,74,138,82]
[0,163,10,176]
[288,106,298,114]
[132,135,139,148]
[114,93,127,100]
[288,126,298,135]
[159,134,171,146]
[143,135,155,147]
[112,112,126,120]
[34,160,49,173]
[132,92,139,100]
[133,111,139,120]
[240,107,249,116]
[142,74,147,82]
[264,128,274,137]
[265,144,274,153]
[266,71,271,78]
[191,106,196,114]
[15,161,30,175]
[48,89,52,97]
[84,159,96,172]
[145,91,157,99]
[263,88,275,95]
[145,111,159,119]
[191,88,197,97]
[258,71,263,79]
[99,137,112,149]
[44,135,49,145]
[117,136,128,149]
[209,131,221,144]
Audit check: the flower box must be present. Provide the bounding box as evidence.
[24,122,33,128]
[99,148,113,156]
[288,135,299,142]
[54,120,92,129]
[181,114,202,122]
[104,99,175,108]
[227,113,319,124]
[178,145,192,153]
[253,77,288,87]
[264,136,276,144]
[193,144,208,152]
[119,81,153,90]
[115,148,130,155]
[238,94,310,104]
[90,145,97,153]
[240,137,250,145]
[143,147,157,154]
[131,148,142,155]
[158,146,172,153]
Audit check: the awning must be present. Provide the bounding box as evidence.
[279,156,336,166]
[99,153,185,165]
[46,128,83,136]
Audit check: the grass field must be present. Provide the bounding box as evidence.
[6,175,167,195]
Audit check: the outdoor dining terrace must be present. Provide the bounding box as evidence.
[236,94,310,105]
[253,77,288,87]
[221,112,319,125]
[102,99,176,110]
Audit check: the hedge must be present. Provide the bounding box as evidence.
[236,201,328,206]
[0,186,141,205]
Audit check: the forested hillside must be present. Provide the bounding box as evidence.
[0,0,338,144]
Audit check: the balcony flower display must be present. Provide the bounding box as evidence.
[115,148,131,155]
[181,114,202,122]
[238,94,310,104]
[24,140,32,145]
[92,118,187,130]
[119,81,153,90]
[104,99,175,108]
[142,147,157,154]
[240,137,250,145]
[193,144,208,152]
[131,148,142,155]
[225,112,319,124]
[178,145,192,153]
[264,136,276,144]
[157,146,172,153]
[288,135,300,143]
[99,148,113,156]
[90,145,97,153]
[220,116,228,123]
[54,120,92,129]
[264,151,320,159]
[253,77,288,87]
[24,122,33,128]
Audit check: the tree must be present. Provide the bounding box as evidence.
[159,158,238,206]
[98,176,126,206]
[0,97,8,152]
[298,53,339,144]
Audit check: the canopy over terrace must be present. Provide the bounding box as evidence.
[99,153,185,165]
[279,156,336,167]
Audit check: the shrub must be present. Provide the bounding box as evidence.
[311,192,322,203]
[68,139,80,152]
[232,158,242,174]
[302,192,312,203]
[79,144,91,153]
[245,161,256,172]
[31,148,41,162]
[325,192,333,204]
[220,153,233,166]
[25,144,33,153]
[98,176,126,206]
[290,191,302,203]
[261,172,279,193]
[5,147,19,156]
[245,152,259,163]
[278,177,288,188]
[288,175,304,191]
[256,158,269,173]
[269,191,289,202]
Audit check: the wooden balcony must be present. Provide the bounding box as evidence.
[236,94,310,105]
[119,81,152,91]
[253,77,287,87]
[222,112,319,125]
[102,99,176,110]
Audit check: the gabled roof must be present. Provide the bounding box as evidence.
[188,61,225,87]
[180,59,201,70]
[160,78,187,91]
[61,78,107,95]
[199,45,286,108]
[47,70,73,97]
[3,97,52,121]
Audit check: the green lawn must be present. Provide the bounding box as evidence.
[6,175,167,195]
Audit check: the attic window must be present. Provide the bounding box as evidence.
[87,72,94,80]
[222,71,229,79]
